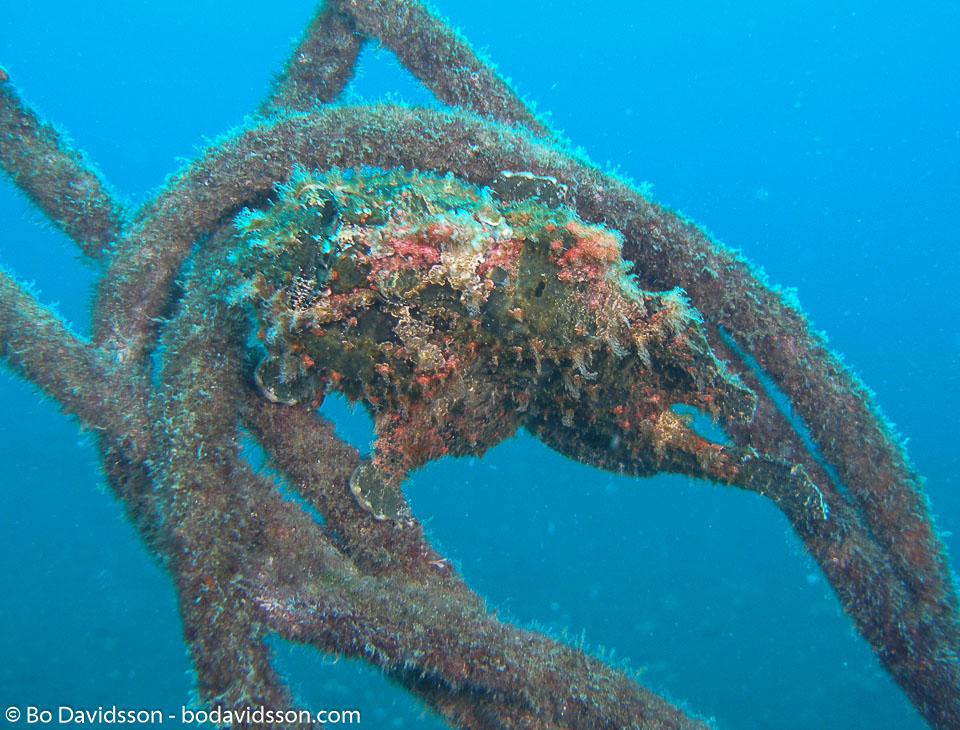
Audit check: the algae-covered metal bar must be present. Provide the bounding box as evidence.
[0,68,124,260]
[260,2,363,114]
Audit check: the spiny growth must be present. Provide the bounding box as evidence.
[235,168,762,521]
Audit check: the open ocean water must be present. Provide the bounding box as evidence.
[1,1,958,728]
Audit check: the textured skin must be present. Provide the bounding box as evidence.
[238,169,825,524]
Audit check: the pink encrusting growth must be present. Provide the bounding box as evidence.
[555,219,623,283]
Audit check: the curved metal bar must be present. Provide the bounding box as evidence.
[261,2,364,114]
[0,268,150,457]
[329,0,551,137]
[0,70,125,260]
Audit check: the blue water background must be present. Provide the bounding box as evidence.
[1,2,958,728]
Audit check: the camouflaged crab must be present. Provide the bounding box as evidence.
[238,168,825,526]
